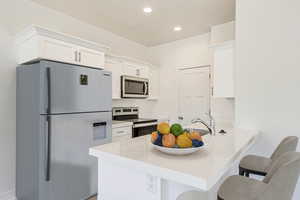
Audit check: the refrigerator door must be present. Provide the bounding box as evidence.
[39,112,112,200]
[40,60,112,114]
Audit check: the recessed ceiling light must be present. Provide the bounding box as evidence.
[174,26,182,32]
[143,7,153,13]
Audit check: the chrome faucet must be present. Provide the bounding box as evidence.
[191,113,216,136]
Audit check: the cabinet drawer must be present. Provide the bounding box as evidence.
[112,126,132,142]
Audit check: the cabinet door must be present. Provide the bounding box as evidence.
[213,44,235,98]
[122,63,139,77]
[78,47,104,68]
[122,63,149,78]
[105,60,122,99]
[149,67,160,99]
[112,126,132,142]
[139,66,149,79]
[41,38,76,64]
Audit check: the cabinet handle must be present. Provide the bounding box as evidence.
[79,52,81,63]
[117,131,125,134]
[136,69,140,76]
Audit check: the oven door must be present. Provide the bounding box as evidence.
[132,122,157,137]
[121,76,149,98]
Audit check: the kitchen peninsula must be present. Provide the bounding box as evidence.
[89,129,259,200]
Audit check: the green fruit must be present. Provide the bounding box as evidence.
[170,123,183,136]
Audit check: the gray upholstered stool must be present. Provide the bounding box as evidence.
[176,152,300,200]
[239,136,298,177]
[218,152,300,200]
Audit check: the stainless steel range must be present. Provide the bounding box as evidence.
[112,107,158,137]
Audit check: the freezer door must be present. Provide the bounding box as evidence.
[39,112,112,200]
[40,61,112,114]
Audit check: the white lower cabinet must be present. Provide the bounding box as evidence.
[112,126,132,142]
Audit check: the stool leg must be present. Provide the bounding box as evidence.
[239,167,244,176]
[245,171,250,177]
[217,196,224,200]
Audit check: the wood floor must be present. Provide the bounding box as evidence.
[88,196,97,200]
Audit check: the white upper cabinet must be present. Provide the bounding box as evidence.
[78,47,105,68]
[122,63,140,77]
[122,62,149,79]
[139,66,149,79]
[212,42,235,98]
[41,38,76,64]
[105,54,159,100]
[105,57,123,99]
[148,67,160,100]
[15,25,109,68]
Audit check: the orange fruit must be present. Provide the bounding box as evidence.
[162,134,176,148]
[151,131,158,143]
[188,132,202,141]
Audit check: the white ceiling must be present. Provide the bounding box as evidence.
[31,0,235,46]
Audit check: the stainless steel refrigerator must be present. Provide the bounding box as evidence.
[16,60,112,200]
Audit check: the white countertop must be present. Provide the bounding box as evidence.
[112,120,133,129]
[90,128,259,190]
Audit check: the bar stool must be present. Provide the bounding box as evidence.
[177,152,300,200]
[218,152,300,200]
[239,136,298,177]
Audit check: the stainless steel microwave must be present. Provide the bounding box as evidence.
[121,75,149,98]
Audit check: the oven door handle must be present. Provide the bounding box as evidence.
[133,122,158,128]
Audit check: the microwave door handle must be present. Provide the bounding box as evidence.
[144,82,148,95]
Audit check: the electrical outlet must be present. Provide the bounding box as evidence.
[146,174,157,194]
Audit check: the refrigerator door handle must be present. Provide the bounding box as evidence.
[45,116,52,181]
[46,67,52,114]
[45,68,52,181]
[93,122,107,127]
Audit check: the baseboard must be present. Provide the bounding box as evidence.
[0,190,17,200]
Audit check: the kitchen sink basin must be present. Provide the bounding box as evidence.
[186,128,210,136]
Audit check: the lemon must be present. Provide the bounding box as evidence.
[157,122,170,135]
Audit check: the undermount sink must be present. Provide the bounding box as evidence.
[186,128,210,136]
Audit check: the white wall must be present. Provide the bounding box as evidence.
[149,34,235,125]
[211,21,235,45]
[0,0,151,198]
[4,0,149,62]
[235,0,300,198]
[0,26,17,200]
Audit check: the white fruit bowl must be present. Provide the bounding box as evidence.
[151,143,204,155]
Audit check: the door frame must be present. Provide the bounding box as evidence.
[176,65,212,124]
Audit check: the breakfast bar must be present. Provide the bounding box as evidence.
[89,129,259,200]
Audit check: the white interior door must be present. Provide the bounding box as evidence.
[178,67,211,126]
